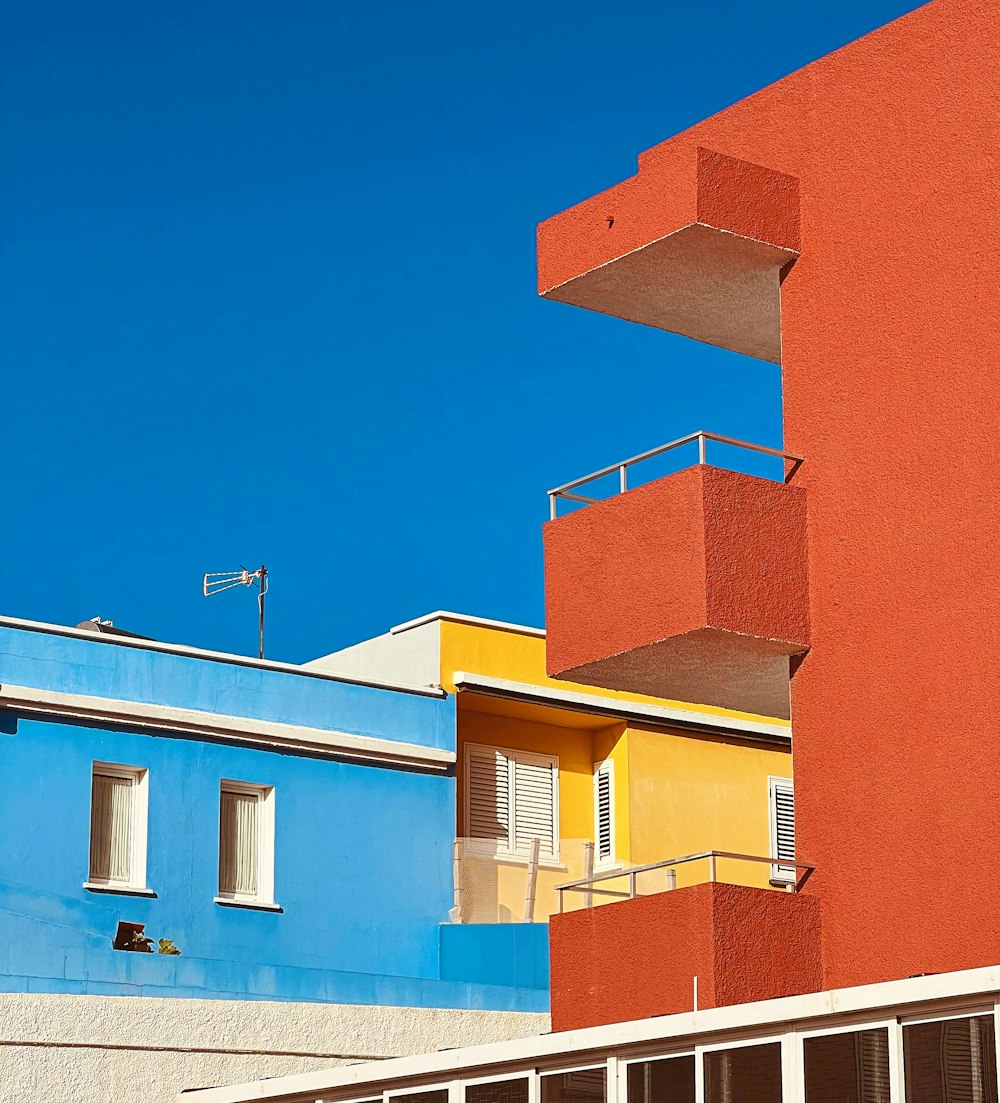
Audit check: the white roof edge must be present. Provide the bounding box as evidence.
[176,965,1000,1102]
[452,672,791,741]
[0,683,455,771]
[0,615,445,699]
[390,611,546,638]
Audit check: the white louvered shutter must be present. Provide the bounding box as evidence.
[512,756,556,858]
[90,772,133,883]
[594,762,614,864]
[220,789,259,897]
[467,747,510,846]
[770,778,796,881]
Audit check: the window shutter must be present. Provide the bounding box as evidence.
[512,757,556,857]
[467,747,510,844]
[594,762,614,864]
[90,772,133,883]
[220,790,259,896]
[770,778,796,881]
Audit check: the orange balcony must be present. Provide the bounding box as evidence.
[537,147,800,364]
[548,875,822,1031]
[543,436,809,718]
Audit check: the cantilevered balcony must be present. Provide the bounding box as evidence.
[543,434,809,718]
[550,851,819,1029]
[537,148,800,364]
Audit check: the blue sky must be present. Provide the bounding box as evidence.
[3,0,920,662]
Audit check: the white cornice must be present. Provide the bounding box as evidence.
[452,672,791,742]
[0,615,445,698]
[390,611,546,638]
[0,683,454,771]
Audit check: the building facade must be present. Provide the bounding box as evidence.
[311,611,793,924]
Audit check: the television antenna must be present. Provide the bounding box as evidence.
[203,566,268,659]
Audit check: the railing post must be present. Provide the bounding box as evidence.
[629,869,637,899]
[523,837,540,922]
[708,853,717,883]
[549,493,557,521]
[619,465,627,494]
[583,841,594,910]
[665,868,677,891]
[698,433,707,465]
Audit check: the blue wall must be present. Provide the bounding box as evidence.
[0,627,549,1011]
[0,624,452,748]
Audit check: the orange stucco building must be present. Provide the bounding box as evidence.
[539,0,1000,1022]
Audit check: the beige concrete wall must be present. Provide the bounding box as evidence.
[0,992,549,1103]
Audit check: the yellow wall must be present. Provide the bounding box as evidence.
[444,617,792,920]
[626,726,790,890]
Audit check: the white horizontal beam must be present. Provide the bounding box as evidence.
[452,672,791,742]
[0,684,454,771]
[177,965,1000,1103]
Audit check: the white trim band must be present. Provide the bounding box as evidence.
[390,611,546,638]
[452,672,791,742]
[0,683,455,771]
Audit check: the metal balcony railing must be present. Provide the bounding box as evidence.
[547,431,805,520]
[555,849,815,911]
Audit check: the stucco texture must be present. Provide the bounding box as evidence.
[543,466,807,716]
[548,883,821,1031]
[0,992,549,1103]
[539,0,1000,992]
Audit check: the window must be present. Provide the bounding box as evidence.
[466,1081,529,1103]
[593,759,615,867]
[904,1016,998,1103]
[704,1043,783,1103]
[465,744,558,860]
[626,1055,695,1103]
[87,762,148,892]
[769,776,796,883]
[217,781,275,907]
[541,1068,606,1103]
[804,1028,890,1103]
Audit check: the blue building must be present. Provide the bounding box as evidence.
[0,615,547,1010]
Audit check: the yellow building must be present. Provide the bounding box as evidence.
[309,612,793,924]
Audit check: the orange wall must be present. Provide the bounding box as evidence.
[539,0,997,990]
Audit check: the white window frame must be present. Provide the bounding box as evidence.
[215,779,278,910]
[84,761,151,895]
[593,758,616,870]
[463,743,560,865]
[768,775,796,884]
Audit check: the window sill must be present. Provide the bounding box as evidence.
[83,882,157,898]
[213,896,283,912]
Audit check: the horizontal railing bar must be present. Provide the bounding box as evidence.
[548,432,703,496]
[547,431,805,501]
[556,491,603,505]
[556,850,815,893]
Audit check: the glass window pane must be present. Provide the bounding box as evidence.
[627,1056,695,1103]
[541,1068,607,1103]
[904,1016,998,1103]
[704,1043,782,1103]
[467,1081,529,1103]
[390,1092,449,1103]
[804,1029,890,1103]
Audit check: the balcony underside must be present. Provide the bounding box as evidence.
[543,223,796,364]
[557,628,796,721]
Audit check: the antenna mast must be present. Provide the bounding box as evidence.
[203,566,269,659]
